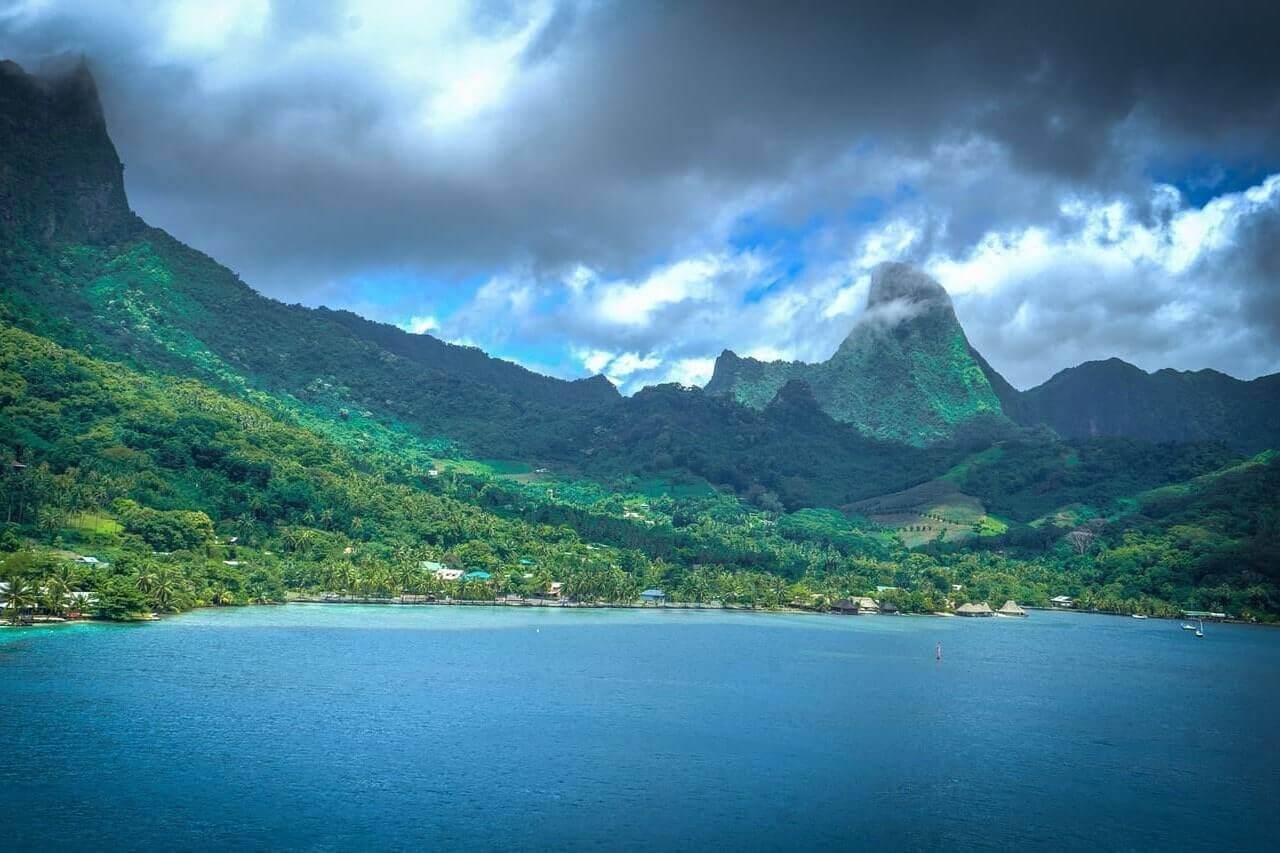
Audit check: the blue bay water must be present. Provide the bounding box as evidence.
[2,606,1278,851]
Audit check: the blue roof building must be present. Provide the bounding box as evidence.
[640,588,666,603]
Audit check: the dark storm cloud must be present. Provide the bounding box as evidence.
[1,0,1278,385]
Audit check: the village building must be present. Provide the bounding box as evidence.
[530,581,564,600]
[831,598,860,615]
[997,600,1027,617]
[1049,595,1075,608]
[640,589,666,604]
[955,602,994,617]
[1182,610,1228,621]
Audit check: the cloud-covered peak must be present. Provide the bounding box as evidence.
[865,263,954,316]
[2,1,1276,393]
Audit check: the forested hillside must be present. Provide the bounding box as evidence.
[2,59,1278,622]
[1009,358,1280,452]
[705,264,1011,446]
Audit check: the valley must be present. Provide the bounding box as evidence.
[2,59,1278,625]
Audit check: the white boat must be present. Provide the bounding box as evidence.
[1131,614,1148,619]
[1195,619,1204,638]
[1181,623,1197,631]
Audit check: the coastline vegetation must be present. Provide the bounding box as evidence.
[3,320,1276,626]
[2,57,1278,630]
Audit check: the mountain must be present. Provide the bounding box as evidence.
[3,58,1279,620]
[1008,359,1280,452]
[0,59,140,245]
[706,264,1011,446]
[702,258,1279,452]
[0,61,617,463]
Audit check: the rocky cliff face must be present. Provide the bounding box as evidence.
[706,263,1010,446]
[0,59,140,245]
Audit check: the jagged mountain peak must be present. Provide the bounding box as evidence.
[0,58,140,245]
[706,262,1009,445]
[865,262,954,313]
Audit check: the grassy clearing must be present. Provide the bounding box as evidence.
[65,512,122,535]
[848,480,1005,546]
[939,445,1004,484]
[631,476,717,499]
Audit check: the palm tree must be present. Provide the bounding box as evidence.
[42,561,83,617]
[150,569,182,613]
[41,573,70,618]
[135,568,159,596]
[1,575,37,624]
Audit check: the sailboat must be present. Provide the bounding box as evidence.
[1195,619,1204,638]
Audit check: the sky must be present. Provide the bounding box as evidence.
[2,0,1278,391]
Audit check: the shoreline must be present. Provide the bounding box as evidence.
[284,595,1267,625]
[5,597,1271,629]
[287,594,820,616]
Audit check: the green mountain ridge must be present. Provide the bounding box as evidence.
[2,59,1278,620]
[1010,357,1280,451]
[708,263,1011,446]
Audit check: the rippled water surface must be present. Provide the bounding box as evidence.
[3,605,1278,850]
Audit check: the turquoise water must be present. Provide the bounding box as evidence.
[3,605,1278,851]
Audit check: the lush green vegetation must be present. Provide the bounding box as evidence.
[2,59,1277,627]
[3,317,1278,624]
[705,265,1010,445]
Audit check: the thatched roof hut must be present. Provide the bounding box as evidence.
[955,602,994,617]
[997,600,1027,617]
[831,598,860,615]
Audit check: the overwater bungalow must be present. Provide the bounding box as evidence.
[996,600,1027,617]
[955,602,994,617]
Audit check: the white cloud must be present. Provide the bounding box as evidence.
[928,175,1280,296]
[161,0,269,59]
[592,254,751,327]
[573,348,616,375]
[398,314,439,334]
[607,352,661,377]
[661,357,717,387]
[927,174,1280,386]
[823,274,870,319]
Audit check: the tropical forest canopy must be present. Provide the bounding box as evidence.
[2,60,1277,622]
